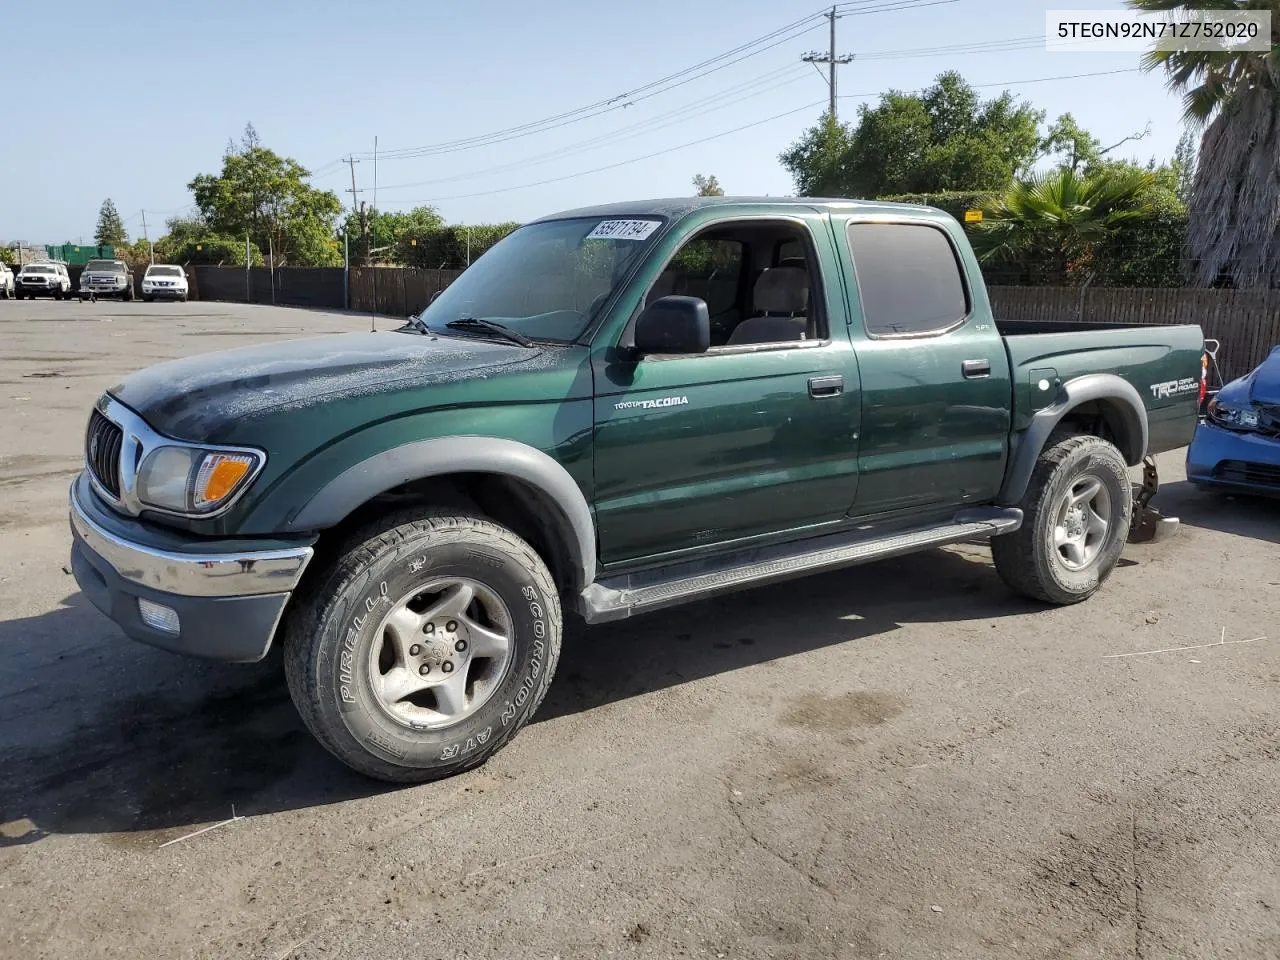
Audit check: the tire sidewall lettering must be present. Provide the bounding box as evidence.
[323,532,556,768]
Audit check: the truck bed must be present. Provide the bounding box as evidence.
[996,318,1205,457]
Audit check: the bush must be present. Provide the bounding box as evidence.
[161,236,265,267]
[876,191,995,222]
[1092,211,1187,288]
[397,223,521,269]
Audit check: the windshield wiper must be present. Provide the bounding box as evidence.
[444,317,534,347]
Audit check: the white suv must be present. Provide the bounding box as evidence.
[0,262,13,299]
[15,262,72,299]
[141,264,189,302]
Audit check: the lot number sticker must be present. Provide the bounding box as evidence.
[586,219,661,241]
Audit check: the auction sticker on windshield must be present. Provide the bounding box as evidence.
[586,219,661,241]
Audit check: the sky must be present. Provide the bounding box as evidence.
[2,0,1189,245]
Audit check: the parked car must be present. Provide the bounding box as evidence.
[68,197,1207,782]
[1187,344,1280,497]
[15,261,71,299]
[79,259,134,301]
[140,264,189,302]
[0,262,13,298]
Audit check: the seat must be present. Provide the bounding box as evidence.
[727,266,810,345]
[648,269,679,303]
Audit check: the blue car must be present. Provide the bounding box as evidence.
[1187,345,1280,497]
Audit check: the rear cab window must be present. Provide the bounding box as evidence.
[846,222,970,337]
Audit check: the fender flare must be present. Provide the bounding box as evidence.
[998,373,1148,506]
[285,436,596,590]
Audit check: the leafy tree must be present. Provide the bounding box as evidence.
[188,124,343,266]
[401,223,521,269]
[94,199,127,246]
[1129,0,1280,288]
[1040,113,1152,175]
[782,73,1042,197]
[692,174,724,196]
[151,214,264,266]
[0,246,15,266]
[1040,114,1104,174]
[779,114,857,196]
[972,168,1157,285]
[339,206,445,264]
[1172,127,1198,207]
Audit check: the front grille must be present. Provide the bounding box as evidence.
[1215,460,1280,488]
[86,409,124,498]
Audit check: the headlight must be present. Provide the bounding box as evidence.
[136,445,264,514]
[1207,397,1260,430]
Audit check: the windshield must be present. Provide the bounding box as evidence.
[146,265,182,276]
[416,216,663,343]
[23,266,54,274]
[85,260,125,273]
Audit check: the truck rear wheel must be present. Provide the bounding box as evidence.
[992,434,1132,605]
[283,509,561,782]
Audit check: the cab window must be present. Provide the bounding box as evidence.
[847,222,969,337]
[645,222,824,349]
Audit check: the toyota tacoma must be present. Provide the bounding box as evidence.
[69,197,1206,781]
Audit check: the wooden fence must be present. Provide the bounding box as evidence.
[989,286,1280,381]
[348,267,463,317]
[188,265,463,316]
[184,270,1279,381]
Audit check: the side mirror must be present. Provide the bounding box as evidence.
[634,296,710,355]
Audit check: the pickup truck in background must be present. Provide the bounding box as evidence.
[68,197,1206,782]
[79,259,135,301]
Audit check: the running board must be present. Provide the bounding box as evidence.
[579,507,1022,623]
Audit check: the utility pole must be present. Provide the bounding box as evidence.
[802,6,854,120]
[344,156,368,266]
[140,209,153,264]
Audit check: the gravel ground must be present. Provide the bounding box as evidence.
[1,299,1278,960]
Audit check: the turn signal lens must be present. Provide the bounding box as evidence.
[194,454,256,508]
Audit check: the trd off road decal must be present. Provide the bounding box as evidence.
[1149,378,1198,399]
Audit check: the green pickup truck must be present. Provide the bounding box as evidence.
[70,197,1205,781]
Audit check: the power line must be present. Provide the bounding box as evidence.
[838,67,1142,98]
[394,67,1148,207]
[358,19,827,162]
[397,100,827,204]
[374,65,812,194]
[351,0,952,163]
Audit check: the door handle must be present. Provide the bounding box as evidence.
[962,359,991,380]
[808,375,844,398]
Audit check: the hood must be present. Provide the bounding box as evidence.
[1247,346,1280,406]
[110,330,551,441]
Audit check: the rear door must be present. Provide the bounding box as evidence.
[838,218,1012,518]
[591,212,861,565]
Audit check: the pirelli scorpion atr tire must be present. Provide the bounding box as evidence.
[992,434,1132,605]
[283,510,562,782]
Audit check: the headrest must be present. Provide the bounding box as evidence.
[753,266,808,314]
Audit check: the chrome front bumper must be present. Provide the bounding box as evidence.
[70,485,312,597]
[69,475,315,661]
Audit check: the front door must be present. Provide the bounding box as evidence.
[592,215,860,565]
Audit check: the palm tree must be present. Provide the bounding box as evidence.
[1128,0,1280,287]
[972,168,1155,285]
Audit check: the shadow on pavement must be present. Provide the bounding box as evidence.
[0,547,1035,841]
[1155,480,1280,545]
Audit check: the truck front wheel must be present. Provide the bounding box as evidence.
[283,509,561,782]
[992,435,1132,605]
